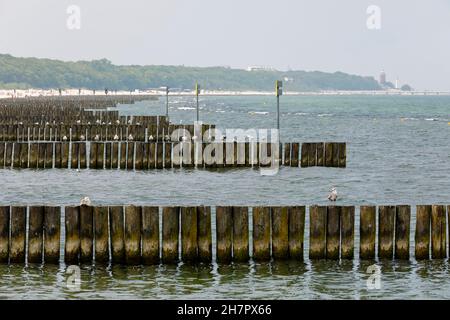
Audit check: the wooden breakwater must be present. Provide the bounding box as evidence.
[0,142,346,169]
[0,204,448,264]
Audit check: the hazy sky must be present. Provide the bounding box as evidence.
[0,0,449,90]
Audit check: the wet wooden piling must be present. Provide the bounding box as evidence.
[283,143,291,166]
[252,207,271,261]
[216,206,233,263]
[332,142,339,167]
[288,206,305,260]
[64,206,80,264]
[156,142,164,169]
[109,206,125,263]
[300,143,309,168]
[127,142,134,170]
[124,205,142,264]
[164,142,171,168]
[94,206,109,263]
[395,205,410,259]
[62,142,69,168]
[309,205,327,259]
[308,143,317,167]
[43,206,60,263]
[45,143,53,168]
[96,142,104,169]
[89,142,97,169]
[338,143,346,168]
[141,206,159,264]
[10,206,26,263]
[0,207,9,263]
[415,205,431,260]
[360,206,376,259]
[326,206,340,259]
[181,207,198,262]
[378,205,395,259]
[197,206,212,262]
[431,205,446,259]
[340,206,355,259]
[291,142,299,167]
[232,207,249,262]
[162,206,179,263]
[71,142,79,169]
[80,205,94,263]
[271,207,289,259]
[316,142,324,166]
[28,206,44,263]
[119,142,127,169]
[111,142,119,169]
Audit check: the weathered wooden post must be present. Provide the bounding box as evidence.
[378,205,395,259]
[300,143,309,168]
[0,206,9,263]
[324,142,333,167]
[291,142,299,167]
[338,143,346,168]
[197,206,212,262]
[44,206,61,263]
[181,206,198,262]
[360,206,376,259]
[65,206,80,264]
[395,205,410,260]
[271,206,289,259]
[309,205,327,259]
[28,206,44,263]
[340,206,355,259]
[252,207,271,261]
[124,205,142,264]
[216,206,233,263]
[431,205,446,259]
[288,206,305,260]
[80,205,93,263]
[326,206,340,259]
[109,206,125,263]
[316,142,324,166]
[232,207,249,262]
[142,206,159,264]
[94,206,109,263]
[162,206,179,263]
[10,206,26,263]
[415,205,431,260]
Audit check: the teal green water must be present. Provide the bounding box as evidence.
[0,95,449,299]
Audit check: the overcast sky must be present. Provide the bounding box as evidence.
[0,0,449,90]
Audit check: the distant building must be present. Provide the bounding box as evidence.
[379,70,386,85]
[246,66,275,72]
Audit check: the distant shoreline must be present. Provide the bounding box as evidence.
[1,88,449,99]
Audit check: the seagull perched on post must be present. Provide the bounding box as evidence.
[62,135,68,141]
[94,134,100,141]
[80,196,91,206]
[328,187,338,201]
[113,134,119,141]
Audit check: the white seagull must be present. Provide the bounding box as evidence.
[328,187,338,201]
[80,196,91,206]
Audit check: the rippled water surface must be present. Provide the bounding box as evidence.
[0,95,449,299]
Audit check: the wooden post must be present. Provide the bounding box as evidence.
[10,206,26,263]
[112,142,119,169]
[65,206,80,264]
[120,142,127,169]
[29,143,38,168]
[332,142,339,167]
[291,142,299,167]
[90,142,97,169]
[288,206,305,260]
[316,142,324,166]
[252,207,271,261]
[45,143,53,168]
[197,206,212,262]
[142,206,159,264]
[162,206,179,263]
[378,205,395,259]
[360,206,376,259]
[181,206,198,262]
[5,142,12,168]
[105,142,111,169]
[340,206,355,259]
[283,143,291,166]
[44,206,61,263]
[0,206,9,263]
[28,206,44,264]
[324,142,333,167]
[148,142,156,169]
[127,142,134,170]
[80,205,93,263]
[326,206,340,259]
[54,142,62,168]
[156,142,164,169]
[96,142,104,169]
[338,143,346,168]
[94,206,109,263]
[109,206,125,263]
[20,142,28,168]
[38,143,45,168]
[309,205,327,259]
[232,207,249,262]
[13,142,20,168]
[216,206,233,263]
[62,142,69,168]
[308,143,317,167]
[124,205,141,264]
[271,206,289,259]
[300,143,309,167]
[0,143,4,168]
[71,142,79,169]
[164,142,172,168]
[135,142,143,170]
[395,205,410,260]
[431,205,446,259]
[415,205,431,260]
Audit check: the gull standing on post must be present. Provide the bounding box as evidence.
[328,187,338,201]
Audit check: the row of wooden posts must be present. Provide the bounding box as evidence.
[0,142,346,169]
[0,204,448,264]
